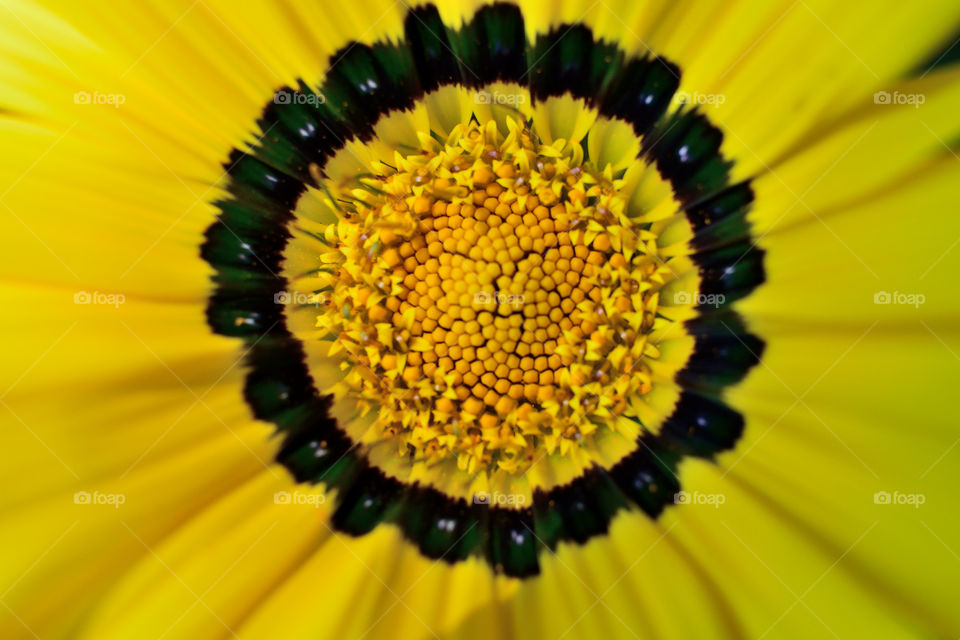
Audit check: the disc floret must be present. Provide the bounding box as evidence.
[316,117,666,474]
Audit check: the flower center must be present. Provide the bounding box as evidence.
[317,117,662,474]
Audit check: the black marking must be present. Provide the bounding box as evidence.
[678,313,765,391]
[528,25,597,101]
[277,406,360,486]
[405,4,460,92]
[323,43,416,134]
[686,181,755,252]
[608,438,681,518]
[371,40,422,106]
[222,150,305,210]
[201,201,292,275]
[695,241,767,306]
[244,339,317,421]
[205,289,287,338]
[450,3,527,87]
[600,56,681,136]
[644,109,730,203]
[659,391,746,458]
[332,466,403,535]
[398,488,483,563]
[554,470,627,543]
[256,86,350,179]
[488,508,539,577]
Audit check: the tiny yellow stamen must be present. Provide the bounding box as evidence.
[315,117,663,474]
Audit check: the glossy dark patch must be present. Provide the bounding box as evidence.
[450,3,527,87]
[201,2,766,578]
[678,312,765,390]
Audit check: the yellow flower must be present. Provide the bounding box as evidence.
[1,1,959,638]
